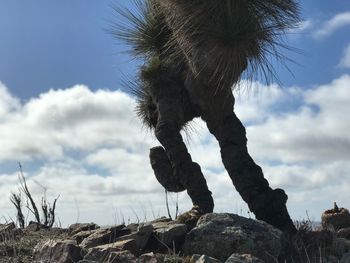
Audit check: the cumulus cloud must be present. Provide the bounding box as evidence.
[339,43,350,68]
[0,85,155,161]
[0,76,349,225]
[0,82,20,119]
[289,19,313,34]
[313,11,350,38]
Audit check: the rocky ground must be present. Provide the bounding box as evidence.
[1,209,350,263]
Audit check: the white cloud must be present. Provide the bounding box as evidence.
[289,19,313,34]
[0,85,155,161]
[248,75,350,164]
[0,82,20,119]
[339,43,350,68]
[314,12,350,38]
[0,76,350,226]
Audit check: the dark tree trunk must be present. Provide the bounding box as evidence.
[185,75,297,234]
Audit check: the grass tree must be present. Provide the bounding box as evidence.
[113,0,300,235]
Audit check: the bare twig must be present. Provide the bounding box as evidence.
[9,192,25,228]
[18,162,40,224]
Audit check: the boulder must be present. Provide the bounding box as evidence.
[34,239,84,263]
[71,230,97,244]
[26,221,49,231]
[84,240,136,261]
[183,213,284,262]
[126,223,139,233]
[225,254,265,263]
[322,203,350,230]
[80,224,130,249]
[114,223,154,255]
[152,221,187,248]
[69,223,100,235]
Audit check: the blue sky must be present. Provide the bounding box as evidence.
[0,1,350,226]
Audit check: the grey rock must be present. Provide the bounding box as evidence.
[183,213,284,262]
[107,250,137,263]
[114,224,153,255]
[84,240,136,261]
[194,254,222,263]
[71,230,96,244]
[26,221,48,231]
[126,223,139,233]
[69,223,100,235]
[149,217,172,224]
[80,224,130,249]
[225,254,265,263]
[152,221,187,248]
[34,239,84,263]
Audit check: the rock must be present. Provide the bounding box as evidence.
[225,254,265,263]
[183,213,284,262]
[338,227,350,239]
[193,254,222,263]
[340,252,350,263]
[107,250,137,263]
[80,224,130,249]
[149,217,172,224]
[114,223,153,255]
[34,239,84,263]
[69,223,100,235]
[322,203,350,230]
[136,252,166,263]
[126,223,139,233]
[71,230,97,244]
[84,240,136,261]
[152,221,187,248]
[26,221,48,231]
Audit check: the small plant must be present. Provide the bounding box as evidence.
[10,163,60,229]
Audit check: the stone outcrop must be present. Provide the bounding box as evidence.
[34,239,84,263]
[322,203,350,230]
[80,224,130,249]
[7,208,350,263]
[183,213,284,262]
[152,221,187,248]
[68,223,100,235]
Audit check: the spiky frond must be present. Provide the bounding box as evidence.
[110,0,173,58]
[156,0,301,88]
